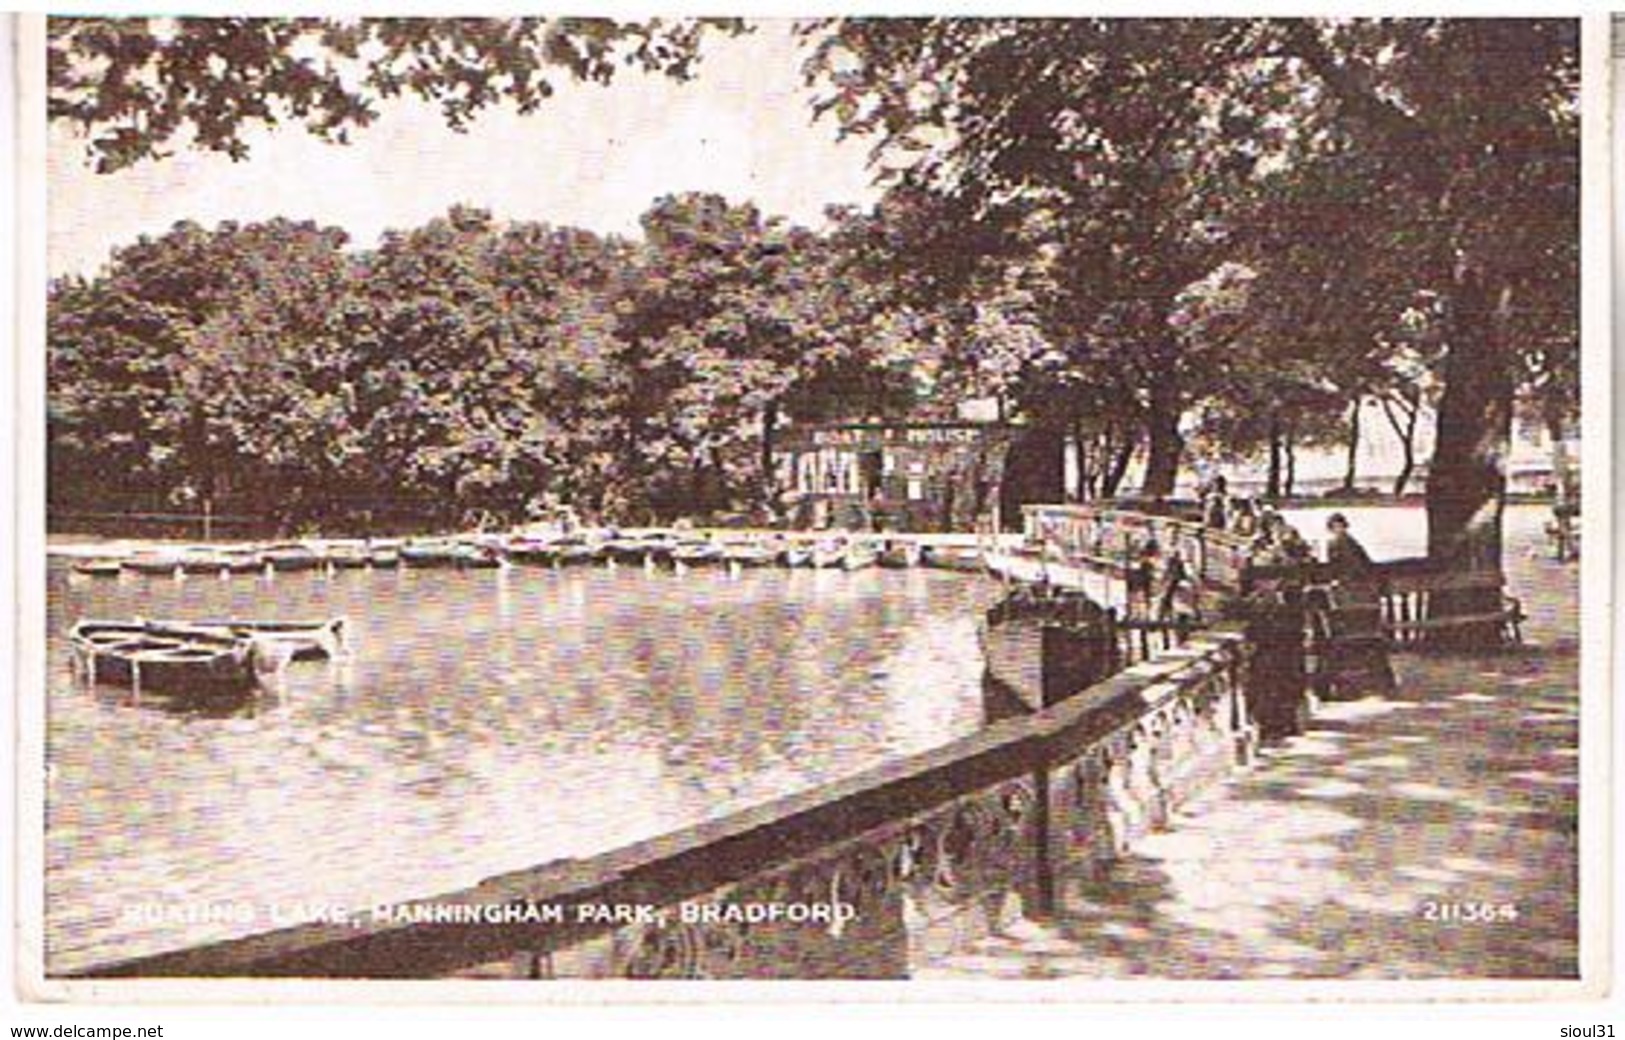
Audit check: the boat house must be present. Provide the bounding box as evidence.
[773,420,1014,533]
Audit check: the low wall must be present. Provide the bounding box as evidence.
[76,628,1258,980]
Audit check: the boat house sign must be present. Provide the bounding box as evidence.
[809,426,983,449]
[776,421,1011,533]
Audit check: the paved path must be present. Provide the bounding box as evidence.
[923,544,1580,980]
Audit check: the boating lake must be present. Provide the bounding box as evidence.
[44,562,1002,974]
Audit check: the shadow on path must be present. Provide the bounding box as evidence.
[922,552,1580,981]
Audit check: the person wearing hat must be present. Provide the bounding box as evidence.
[1324,512,1374,580]
[1319,511,1394,696]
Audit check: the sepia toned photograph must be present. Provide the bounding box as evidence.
[17,10,1606,998]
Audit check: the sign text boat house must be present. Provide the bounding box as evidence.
[773,420,1014,533]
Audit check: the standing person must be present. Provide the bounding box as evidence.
[1278,524,1314,566]
[1230,498,1259,537]
[1125,540,1159,620]
[1157,548,1191,621]
[1203,475,1229,530]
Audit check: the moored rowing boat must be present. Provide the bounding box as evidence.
[808,540,848,570]
[671,541,725,568]
[164,617,347,661]
[260,544,324,572]
[553,541,603,567]
[69,620,258,700]
[723,543,777,568]
[121,553,184,576]
[841,544,880,571]
[878,541,923,568]
[72,559,123,578]
[400,540,503,569]
[922,545,986,573]
[323,543,374,569]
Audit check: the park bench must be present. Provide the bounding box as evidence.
[1243,559,1524,649]
[1373,563,1525,648]
[1545,505,1580,562]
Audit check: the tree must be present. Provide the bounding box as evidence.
[805,17,1578,551]
[48,218,357,513]
[802,19,1296,498]
[346,206,633,524]
[49,17,742,172]
[614,194,916,521]
[1266,20,1579,570]
[49,16,1579,563]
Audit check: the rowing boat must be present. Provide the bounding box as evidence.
[71,559,123,578]
[164,618,347,661]
[69,620,259,700]
[878,542,923,568]
[260,544,324,572]
[841,544,880,571]
[808,540,848,569]
[671,542,725,568]
[723,543,777,568]
[922,545,986,573]
[323,543,374,569]
[121,553,184,576]
[400,541,503,569]
[503,538,558,566]
[553,542,604,567]
[175,548,261,575]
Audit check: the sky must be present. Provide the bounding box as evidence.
[47,20,882,278]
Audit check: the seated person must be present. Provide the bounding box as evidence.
[1323,512,1374,580]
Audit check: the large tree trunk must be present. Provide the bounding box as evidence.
[1266,418,1284,500]
[999,424,1067,531]
[1381,393,1420,498]
[1424,275,1516,647]
[1283,424,1297,498]
[1102,433,1135,499]
[1341,399,1361,494]
[760,399,779,502]
[1426,278,1515,573]
[1543,392,1576,507]
[1139,374,1183,499]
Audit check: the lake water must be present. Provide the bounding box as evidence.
[44,563,1001,974]
[41,503,1556,974]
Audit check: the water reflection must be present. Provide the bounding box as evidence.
[45,561,998,973]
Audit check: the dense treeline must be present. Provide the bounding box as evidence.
[49,18,1579,560]
[49,196,922,528]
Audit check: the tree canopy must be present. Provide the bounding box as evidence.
[49,17,744,172]
[48,197,924,529]
[48,16,1581,564]
[802,17,1578,561]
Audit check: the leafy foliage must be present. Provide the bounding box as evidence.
[48,197,918,527]
[48,16,1580,562]
[48,16,745,172]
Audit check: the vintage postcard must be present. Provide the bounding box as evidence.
[10,7,1613,1003]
